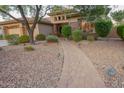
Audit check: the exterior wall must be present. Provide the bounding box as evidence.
[38,24,53,36]
[70,22,79,30]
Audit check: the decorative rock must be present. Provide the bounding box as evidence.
[106,66,117,77]
[0,47,2,51]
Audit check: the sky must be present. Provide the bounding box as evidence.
[0,5,124,22]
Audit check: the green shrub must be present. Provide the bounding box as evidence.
[72,29,82,42]
[0,35,3,40]
[87,35,95,41]
[24,46,35,51]
[4,34,19,45]
[35,34,46,41]
[117,25,124,40]
[61,25,72,38]
[95,19,112,37]
[46,35,58,42]
[19,35,29,43]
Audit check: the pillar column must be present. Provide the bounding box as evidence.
[53,24,57,35]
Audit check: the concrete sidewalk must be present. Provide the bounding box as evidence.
[58,41,105,88]
[0,40,8,47]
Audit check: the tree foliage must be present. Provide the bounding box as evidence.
[0,5,51,44]
[73,5,111,22]
[111,10,124,23]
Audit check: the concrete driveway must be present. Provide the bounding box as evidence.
[0,40,8,47]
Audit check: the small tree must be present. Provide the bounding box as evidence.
[95,19,112,37]
[61,25,72,38]
[0,5,51,44]
[111,10,124,25]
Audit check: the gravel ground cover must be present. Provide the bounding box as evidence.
[0,42,63,88]
[75,39,124,88]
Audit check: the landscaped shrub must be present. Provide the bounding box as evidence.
[19,35,29,43]
[35,34,46,41]
[95,19,112,37]
[5,34,19,45]
[117,25,124,40]
[0,35,3,40]
[87,34,95,41]
[46,35,58,42]
[24,46,35,51]
[61,25,72,38]
[72,29,82,42]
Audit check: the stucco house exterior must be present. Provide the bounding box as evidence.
[0,18,53,38]
[0,10,118,38]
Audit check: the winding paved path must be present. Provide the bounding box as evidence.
[58,41,105,88]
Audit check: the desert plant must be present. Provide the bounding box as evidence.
[0,35,3,40]
[19,35,29,43]
[35,34,46,41]
[24,46,35,51]
[87,34,95,41]
[72,29,82,42]
[4,34,19,45]
[46,35,59,42]
[95,19,112,37]
[117,25,124,40]
[61,25,72,38]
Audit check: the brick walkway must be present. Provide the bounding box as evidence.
[58,40,105,88]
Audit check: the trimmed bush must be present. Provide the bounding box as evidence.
[95,19,112,37]
[117,25,124,40]
[46,35,58,42]
[35,34,46,41]
[19,35,29,43]
[87,35,95,41]
[0,35,3,40]
[5,34,19,45]
[72,29,82,42]
[24,46,35,51]
[61,25,72,38]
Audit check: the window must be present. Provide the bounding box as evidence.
[58,16,61,20]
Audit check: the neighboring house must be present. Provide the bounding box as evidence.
[0,10,118,38]
[0,18,53,38]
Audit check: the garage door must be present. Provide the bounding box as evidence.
[8,28,21,36]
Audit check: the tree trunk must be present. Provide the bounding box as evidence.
[28,30,35,44]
